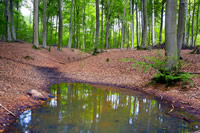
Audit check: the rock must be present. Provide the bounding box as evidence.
[27,89,47,101]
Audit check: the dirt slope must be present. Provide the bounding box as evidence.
[0,42,200,131]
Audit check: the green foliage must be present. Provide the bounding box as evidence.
[24,56,34,60]
[123,53,196,87]
[32,45,41,50]
[106,58,110,62]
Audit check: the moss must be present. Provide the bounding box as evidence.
[24,56,34,60]
[32,45,40,50]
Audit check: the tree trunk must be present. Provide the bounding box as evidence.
[141,0,147,48]
[136,0,139,48]
[194,2,199,47]
[152,0,155,46]
[177,0,185,58]
[42,0,47,48]
[165,0,178,71]
[94,0,100,52]
[105,0,109,49]
[183,0,188,46]
[10,0,16,41]
[58,0,63,50]
[101,0,104,49]
[159,0,165,45]
[130,0,134,49]
[190,0,195,47]
[5,0,12,41]
[68,0,74,49]
[120,0,127,50]
[118,16,121,48]
[186,0,191,46]
[82,3,86,49]
[33,0,39,47]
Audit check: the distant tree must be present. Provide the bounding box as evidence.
[58,0,63,50]
[68,0,74,49]
[5,0,12,41]
[177,0,185,59]
[42,0,47,48]
[10,0,16,41]
[94,0,99,53]
[33,0,39,47]
[141,0,147,49]
[120,0,127,50]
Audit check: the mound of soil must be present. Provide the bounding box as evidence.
[0,42,200,131]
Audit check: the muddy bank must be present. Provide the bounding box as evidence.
[0,42,200,131]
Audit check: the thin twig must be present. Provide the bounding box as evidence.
[0,103,15,116]
[168,104,174,113]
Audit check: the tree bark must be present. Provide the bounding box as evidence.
[186,0,191,46]
[177,0,185,58]
[5,0,12,41]
[33,0,39,47]
[68,0,74,49]
[136,0,139,48]
[82,3,86,49]
[10,0,16,41]
[159,0,165,45]
[190,0,195,47]
[141,0,147,48]
[101,0,104,49]
[58,0,63,50]
[165,0,178,71]
[130,0,134,49]
[152,0,155,46]
[194,2,199,47]
[94,0,100,52]
[183,0,188,46]
[105,0,109,49]
[120,0,127,50]
[42,0,47,48]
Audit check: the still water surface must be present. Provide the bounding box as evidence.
[7,83,200,133]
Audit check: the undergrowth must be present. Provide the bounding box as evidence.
[123,52,196,87]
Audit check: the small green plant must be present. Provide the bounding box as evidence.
[24,56,34,60]
[123,52,196,87]
[48,46,51,52]
[106,58,110,62]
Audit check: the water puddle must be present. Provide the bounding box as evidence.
[7,83,200,132]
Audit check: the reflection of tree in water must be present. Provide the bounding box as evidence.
[7,83,199,132]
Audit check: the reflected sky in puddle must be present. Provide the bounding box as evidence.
[7,83,200,133]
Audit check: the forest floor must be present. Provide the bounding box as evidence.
[0,42,200,131]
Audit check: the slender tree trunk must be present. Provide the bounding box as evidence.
[42,0,47,48]
[165,0,178,71]
[118,16,121,48]
[82,3,86,49]
[105,0,109,49]
[130,0,134,49]
[186,0,191,46]
[101,0,104,49]
[5,0,12,41]
[159,0,165,45]
[136,0,139,48]
[10,0,16,41]
[33,0,39,47]
[120,0,127,50]
[194,2,199,47]
[152,0,155,46]
[55,14,58,44]
[94,0,100,52]
[141,0,147,48]
[191,0,195,47]
[68,0,74,49]
[177,0,185,58]
[184,0,188,46]
[58,0,63,50]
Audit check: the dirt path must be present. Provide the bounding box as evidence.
[0,42,200,131]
